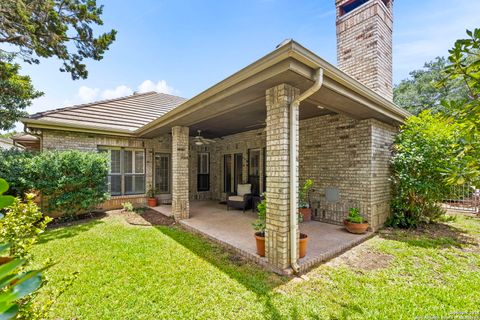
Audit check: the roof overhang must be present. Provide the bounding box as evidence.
[135,40,410,138]
[21,118,135,137]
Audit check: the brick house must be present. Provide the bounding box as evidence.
[17,0,408,271]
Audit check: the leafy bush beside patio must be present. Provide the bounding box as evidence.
[0,149,109,217]
[32,151,109,218]
[389,111,460,228]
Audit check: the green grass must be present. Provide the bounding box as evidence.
[31,215,480,319]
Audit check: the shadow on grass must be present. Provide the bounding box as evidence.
[39,219,104,244]
[156,226,291,320]
[379,223,477,249]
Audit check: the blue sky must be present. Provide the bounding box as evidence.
[8,0,480,131]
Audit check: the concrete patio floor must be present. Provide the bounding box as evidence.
[176,201,372,274]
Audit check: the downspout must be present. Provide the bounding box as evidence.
[289,68,324,273]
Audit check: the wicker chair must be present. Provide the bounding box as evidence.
[226,184,252,212]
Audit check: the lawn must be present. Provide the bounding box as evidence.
[31,213,480,319]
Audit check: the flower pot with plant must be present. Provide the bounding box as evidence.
[252,196,266,257]
[146,185,158,207]
[298,179,314,222]
[344,207,369,234]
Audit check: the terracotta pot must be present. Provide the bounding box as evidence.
[255,232,265,257]
[299,208,312,222]
[343,219,369,234]
[147,198,157,207]
[299,233,308,258]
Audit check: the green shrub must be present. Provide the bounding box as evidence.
[347,207,365,224]
[0,149,35,197]
[298,179,314,208]
[252,198,266,235]
[121,202,134,212]
[0,178,46,320]
[0,193,51,260]
[389,111,460,228]
[32,150,109,218]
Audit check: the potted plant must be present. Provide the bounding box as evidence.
[252,197,266,257]
[344,207,369,234]
[253,196,308,258]
[298,179,314,222]
[299,233,308,258]
[146,185,158,207]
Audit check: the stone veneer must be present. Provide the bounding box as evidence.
[336,0,393,100]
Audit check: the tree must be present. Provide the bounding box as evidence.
[393,57,470,115]
[0,0,117,130]
[389,111,460,228]
[440,28,480,185]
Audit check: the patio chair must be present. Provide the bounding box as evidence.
[227,183,252,212]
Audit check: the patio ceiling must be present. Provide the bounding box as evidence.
[137,40,409,139]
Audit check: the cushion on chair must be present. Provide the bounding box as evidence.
[237,184,251,197]
[228,195,244,202]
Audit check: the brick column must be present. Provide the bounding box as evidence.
[172,126,189,220]
[265,84,299,270]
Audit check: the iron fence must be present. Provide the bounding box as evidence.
[443,185,480,214]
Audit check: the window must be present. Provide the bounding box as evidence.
[197,152,210,191]
[155,153,170,193]
[100,147,145,196]
[234,153,243,193]
[223,153,243,193]
[224,154,232,193]
[248,149,261,195]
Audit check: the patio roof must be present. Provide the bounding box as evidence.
[136,40,410,139]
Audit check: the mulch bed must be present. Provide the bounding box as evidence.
[47,211,107,229]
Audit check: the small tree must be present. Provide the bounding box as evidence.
[389,112,460,228]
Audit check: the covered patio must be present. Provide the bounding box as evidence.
[179,201,372,274]
[135,40,407,273]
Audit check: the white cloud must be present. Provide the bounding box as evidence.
[138,80,174,94]
[101,85,133,100]
[77,86,100,102]
[74,80,176,104]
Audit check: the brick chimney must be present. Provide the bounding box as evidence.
[336,0,393,100]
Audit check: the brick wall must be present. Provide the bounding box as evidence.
[41,129,171,210]
[172,126,189,220]
[299,114,397,230]
[40,114,396,230]
[336,0,393,100]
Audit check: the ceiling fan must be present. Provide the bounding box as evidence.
[194,130,216,146]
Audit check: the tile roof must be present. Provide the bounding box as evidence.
[29,91,187,132]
